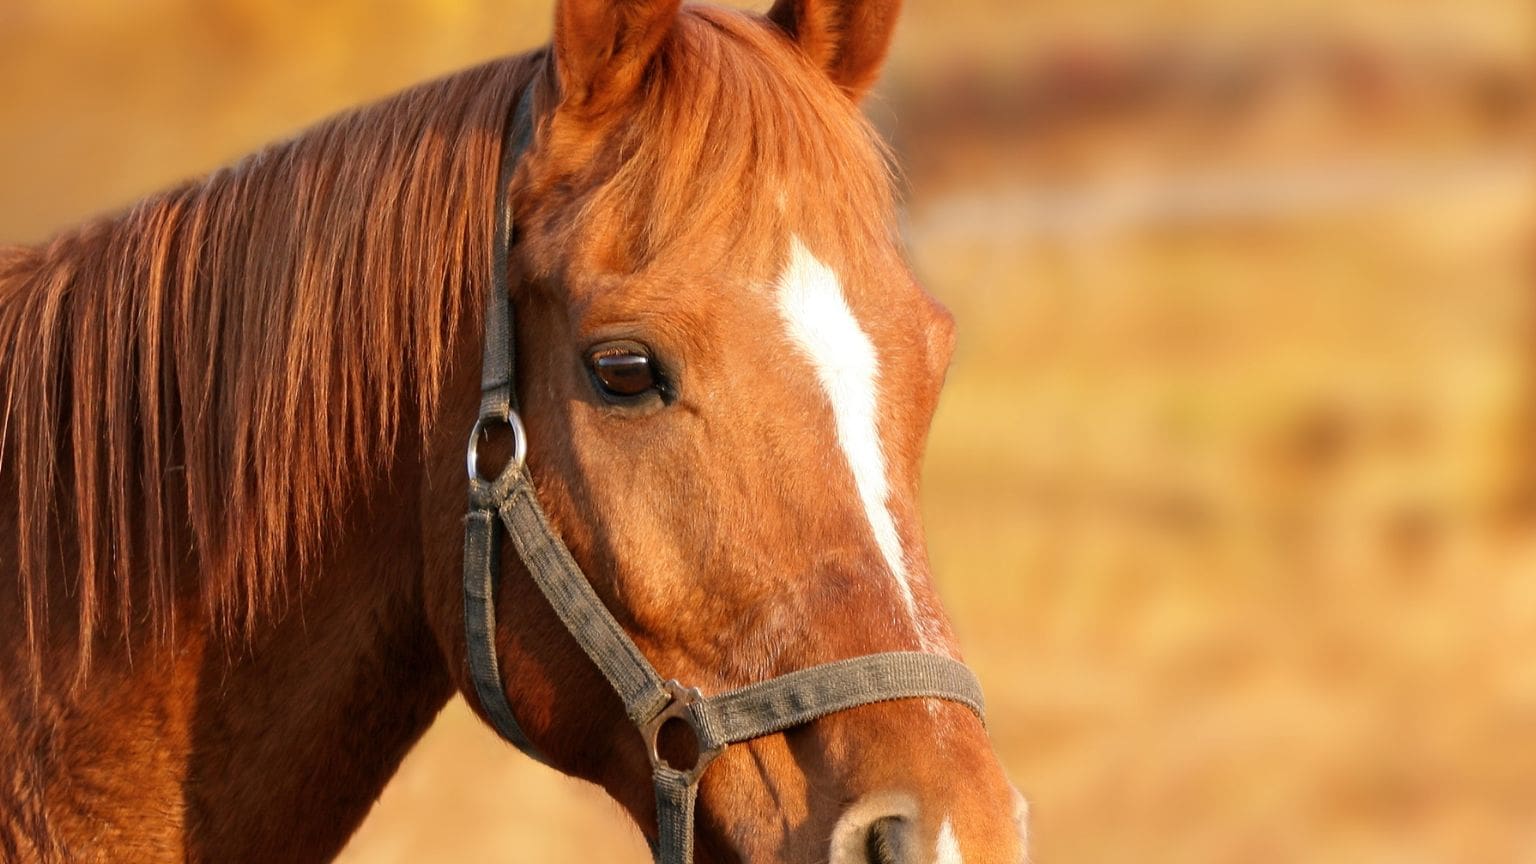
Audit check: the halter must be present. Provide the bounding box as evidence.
[462,89,986,864]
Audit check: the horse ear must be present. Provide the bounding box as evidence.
[552,0,681,114]
[766,0,900,100]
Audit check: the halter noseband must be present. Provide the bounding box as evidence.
[462,89,986,864]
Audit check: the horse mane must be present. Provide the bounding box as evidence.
[0,53,536,678]
[0,6,894,683]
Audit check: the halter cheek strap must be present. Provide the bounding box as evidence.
[463,88,987,864]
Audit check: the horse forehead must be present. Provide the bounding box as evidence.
[771,234,922,619]
[763,231,942,390]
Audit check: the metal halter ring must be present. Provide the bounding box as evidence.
[642,680,725,785]
[467,408,528,483]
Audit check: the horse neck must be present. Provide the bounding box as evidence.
[178,451,454,861]
[0,436,454,863]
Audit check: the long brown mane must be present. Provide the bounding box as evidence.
[0,55,535,678]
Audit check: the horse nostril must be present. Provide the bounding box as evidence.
[865,816,912,864]
[830,794,919,864]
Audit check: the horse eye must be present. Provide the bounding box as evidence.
[589,351,657,398]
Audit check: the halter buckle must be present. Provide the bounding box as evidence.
[467,406,528,483]
[642,680,724,785]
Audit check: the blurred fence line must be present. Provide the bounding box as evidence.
[910,151,1533,240]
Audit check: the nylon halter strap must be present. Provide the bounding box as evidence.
[463,89,987,864]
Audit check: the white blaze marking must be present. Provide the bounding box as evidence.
[775,235,914,614]
[936,818,964,864]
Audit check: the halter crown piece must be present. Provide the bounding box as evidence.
[462,89,987,864]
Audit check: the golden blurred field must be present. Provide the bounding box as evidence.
[3,1,1534,861]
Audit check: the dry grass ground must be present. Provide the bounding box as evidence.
[2,1,1534,861]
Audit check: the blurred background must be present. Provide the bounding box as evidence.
[2,0,1533,861]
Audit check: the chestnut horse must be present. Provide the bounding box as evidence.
[0,0,1027,861]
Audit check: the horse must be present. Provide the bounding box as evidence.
[0,0,1028,861]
